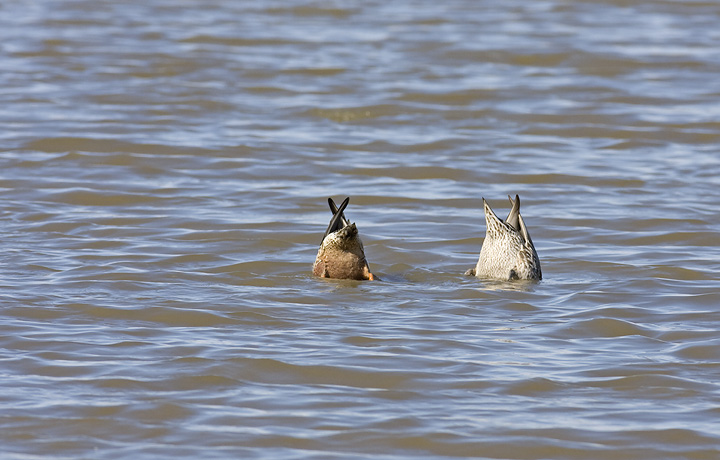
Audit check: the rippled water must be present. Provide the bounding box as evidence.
[2,1,720,459]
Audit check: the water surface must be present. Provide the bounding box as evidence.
[1,1,720,459]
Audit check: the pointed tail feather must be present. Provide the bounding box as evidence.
[505,194,520,231]
[322,197,350,242]
[328,197,351,227]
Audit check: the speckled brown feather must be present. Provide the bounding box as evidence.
[313,198,376,281]
[466,195,541,281]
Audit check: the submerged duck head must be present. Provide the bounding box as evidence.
[313,197,377,281]
[466,194,541,281]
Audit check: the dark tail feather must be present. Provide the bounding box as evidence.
[322,197,350,242]
[328,197,351,227]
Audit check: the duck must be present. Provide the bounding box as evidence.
[313,197,377,281]
[465,194,541,281]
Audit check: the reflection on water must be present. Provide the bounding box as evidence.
[2,1,720,459]
[473,278,540,292]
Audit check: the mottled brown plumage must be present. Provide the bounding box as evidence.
[465,195,541,281]
[313,197,376,281]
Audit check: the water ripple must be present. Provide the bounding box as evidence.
[2,1,720,459]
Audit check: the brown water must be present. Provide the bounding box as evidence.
[2,1,720,459]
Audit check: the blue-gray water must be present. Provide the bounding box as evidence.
[2,1,720,459]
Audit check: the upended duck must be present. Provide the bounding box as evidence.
[465,194,541,281]
[313,197,377,281]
